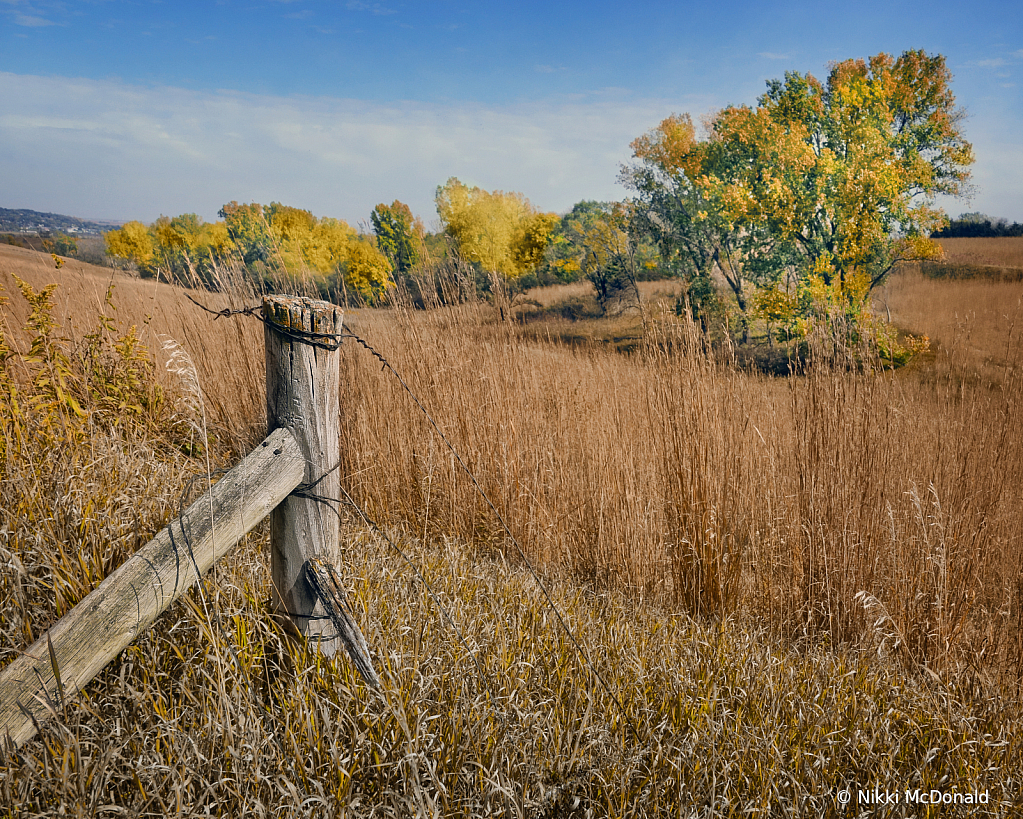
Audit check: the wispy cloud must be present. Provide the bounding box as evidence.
[0,72,718,224]
[976,58,1008,68]
[14,12,54,26]
[0,0,60,26]
[758,52,790,61]
[346,1,396,15]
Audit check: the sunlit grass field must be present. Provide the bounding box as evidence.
[2,240,1022,815]
[936,237,1023,271]
[913,237,1023,284]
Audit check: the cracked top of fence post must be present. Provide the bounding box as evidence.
[262,294,343,348]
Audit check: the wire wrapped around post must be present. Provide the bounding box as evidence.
[263,294,345,657]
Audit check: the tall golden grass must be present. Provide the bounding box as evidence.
[936,237,1023,270]
[337,297,1023,676]
[914,236,1023,283]
[879,264,1023,382]
[4,245,1022,677]
[3,245,1023,814]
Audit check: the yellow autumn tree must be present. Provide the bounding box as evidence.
[104,221,156,272]
[512,212,561,273]
[263,203,318,273]
[703,50,971,300]
[344,238,392,302]
[303,218,357,280]
[624,50,974,335]
[435,178,557,279]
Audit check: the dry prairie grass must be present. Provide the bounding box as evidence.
[520,279,682,309]
[3,247,1023,814]
[876,265,1023,383]
[936,237,1023,270]
[0,244,267,453]
[5,247,1022,673]
[6,526,1017,816]
[512,280,682,351]
[911,237,1023,284]
[339,299,1023,677]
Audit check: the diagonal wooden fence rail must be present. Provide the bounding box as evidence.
[1,295,377,751]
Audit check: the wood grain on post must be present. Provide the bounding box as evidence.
[0,427,306,750]
[263,295,343,657]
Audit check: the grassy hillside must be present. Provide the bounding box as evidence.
[1,245,1022,815]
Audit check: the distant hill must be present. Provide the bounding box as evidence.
[0,207,123,236]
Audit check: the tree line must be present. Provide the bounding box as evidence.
[931,213,1023,238]
[104,49,974,346]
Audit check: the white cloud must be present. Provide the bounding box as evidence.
[346,1,396,15]
[0,0,57,26]
[14,12,53,26]
[0,72,718,224]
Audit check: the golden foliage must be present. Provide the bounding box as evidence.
[628,113,704,178]
[0,278,172,465]
[344,238,392,301]
[104,220,156,270]
[436,178,556,279]
[627,50,973,327]
[511,211,560,273]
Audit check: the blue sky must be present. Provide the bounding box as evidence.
[2,0,1021,227]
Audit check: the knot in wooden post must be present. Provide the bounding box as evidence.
[263,295,344,656]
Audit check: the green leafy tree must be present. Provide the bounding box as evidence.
[717,51,971,300]
[219,201,272,265]
[51,234,79,258]
[621,114,766,337]
[546,201,645,314]
[371,200,424,274]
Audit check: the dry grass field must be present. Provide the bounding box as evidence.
[2,242,1023,815]
[912,236,1023,284]
[878,237,1023,384]
[936,237,1023,271]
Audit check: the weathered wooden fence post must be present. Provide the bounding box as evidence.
[0,294,378,750]
[263,295,343,657]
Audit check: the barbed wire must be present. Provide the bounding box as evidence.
[185,293,643,744]
[292,482,505,709]
[185,294,342,351]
